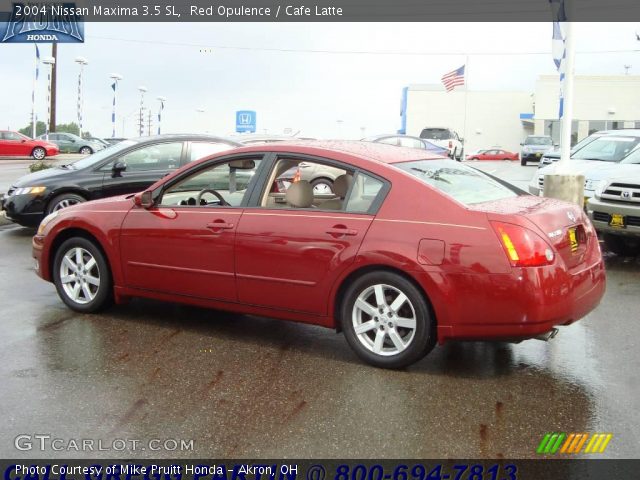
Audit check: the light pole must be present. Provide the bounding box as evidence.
[41,56,56,140]
[156,96,166,135]
[109,73,123,137]
[138,86,148,137]
[74,56,88,138]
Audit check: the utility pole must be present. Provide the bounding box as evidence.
[147,110,152,136]
[49,43,58,132]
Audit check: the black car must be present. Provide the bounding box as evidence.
[1,134,241,227]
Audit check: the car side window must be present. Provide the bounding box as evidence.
[189,142,235,162]
[378,137,399,146]
[102,142,183,172]
[4,132,20,141]
[159,157,262,207]
[344,172,384,214]
[260,157,351,210]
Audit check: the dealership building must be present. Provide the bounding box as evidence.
[401,75,640,155]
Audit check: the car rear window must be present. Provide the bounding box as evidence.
[394,159,519,205]
[420,128,450,140]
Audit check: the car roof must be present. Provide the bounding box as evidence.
[363,134,423,141]
[234,140,446,164]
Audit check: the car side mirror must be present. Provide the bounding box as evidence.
[21,139,26,143]
[519,142,524,146]
[112,160,127,177]
[133,191,154,209]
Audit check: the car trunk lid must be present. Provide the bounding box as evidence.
[472,195,591,270]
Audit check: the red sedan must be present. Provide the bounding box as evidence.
[0,130,59,159]
[32,141,605,368]
[467,148,519,161]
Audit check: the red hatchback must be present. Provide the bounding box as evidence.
[32,141,606,368]
[0,130,59,159]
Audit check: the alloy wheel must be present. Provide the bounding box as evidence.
[52,198,81,211]
[351,283,417,357]
[59,247,100,305]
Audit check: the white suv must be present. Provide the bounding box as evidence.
[419,127,464,161]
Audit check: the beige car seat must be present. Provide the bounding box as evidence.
[320,174,352,210]
[286,180,314,208]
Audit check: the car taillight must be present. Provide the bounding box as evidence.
[448,140,453,149]
[490,221,555,267]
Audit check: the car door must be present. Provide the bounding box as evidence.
[55,133,74,152]
[119,154,266,300]
[235,155,388,316]
[0,132,22,155]
[98,141,186,199]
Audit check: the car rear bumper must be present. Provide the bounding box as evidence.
[429,258,606,343]
[588,197,640,236]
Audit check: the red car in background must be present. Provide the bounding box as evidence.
[32,141,605,368]
[0,130,59,159]
[467,148,519,161]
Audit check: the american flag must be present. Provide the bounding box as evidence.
[441,65,465,92]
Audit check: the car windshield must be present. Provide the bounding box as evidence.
[394,159,519,205]
[66,140,136,169]
[620,145,640,164]
[420,129,450,140]
[571,136,640,162]
[525,136,553,145]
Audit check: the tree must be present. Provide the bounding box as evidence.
[17,121,89,138]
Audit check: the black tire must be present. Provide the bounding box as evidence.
[53,237,113,313]
[340,271,435,369]
[603,234,639,257]
[520,158,527,166]
[32,147,46,160]
[310,177,334,195]
[79,146,93,155]
[46,193,86,214]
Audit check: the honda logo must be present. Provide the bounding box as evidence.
[238,114,252,125]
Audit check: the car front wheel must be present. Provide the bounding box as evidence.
[53,237,113,312]
[47,193,86,214]
[32,147,46,160]
[341,271,435,369]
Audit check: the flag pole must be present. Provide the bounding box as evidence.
[558,22,575,172]
[32,45,39,139]
[462,54,469,159]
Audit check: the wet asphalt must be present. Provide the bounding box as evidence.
[0,161,639,459]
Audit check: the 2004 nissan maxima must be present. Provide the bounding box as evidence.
[32,141,606,368]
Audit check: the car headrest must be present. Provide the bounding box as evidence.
[286,180,313,208]
[333,174,352,198]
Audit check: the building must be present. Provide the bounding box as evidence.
[402,75,640,156]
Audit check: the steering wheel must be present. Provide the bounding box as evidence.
[196,188,229,206]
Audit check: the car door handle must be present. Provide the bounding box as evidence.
[326,225,358,237]
[206,221,234,230]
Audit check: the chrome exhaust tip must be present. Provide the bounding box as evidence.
[534,328,559,342]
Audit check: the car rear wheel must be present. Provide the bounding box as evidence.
[53,237,113,312]
[603,234,639,257]
[79,146,93,155]
[311,178,334,195]
[47,193,86,214]
[340,271,435,369]
[32,147,46,160]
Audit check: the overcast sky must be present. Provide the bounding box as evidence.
[1,22,639,139]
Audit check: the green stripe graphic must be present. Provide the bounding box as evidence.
[537,433,552,454]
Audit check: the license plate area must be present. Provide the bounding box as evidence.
[609,213,626,228]
[568,227,579,253]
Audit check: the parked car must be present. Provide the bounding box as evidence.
[32,141,605,369]
[419,127,464,161]
[520,135,554,165]
[362,134,449,155]
[104,137,128,146]
[87,137,111,148]
[467,148,519,161]
[1,134,241,226]
[529,133,640,199]
[588,172,640,256]
[0,130,58,159]
[37,132,105,155]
